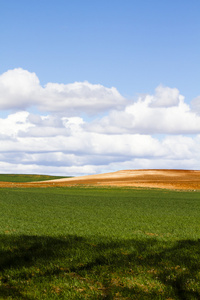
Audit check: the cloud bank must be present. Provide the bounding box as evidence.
[0,68,125,115]
[88,87,200,135]
[0,68,200,176]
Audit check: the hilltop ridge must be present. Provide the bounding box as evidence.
[0,169,200,190]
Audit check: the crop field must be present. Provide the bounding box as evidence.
[0,184,200,299]
[0,174,67,183]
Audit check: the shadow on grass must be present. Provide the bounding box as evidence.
[1,234,200,299]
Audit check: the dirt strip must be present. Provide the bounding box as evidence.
[0,169,200,190]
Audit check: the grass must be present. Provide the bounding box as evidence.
[0,186,200,299]
[0,174,68,182]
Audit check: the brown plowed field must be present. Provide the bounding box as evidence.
[1,169,200,190]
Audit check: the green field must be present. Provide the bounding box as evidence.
[0,174,68,182]
[0,185,200,299]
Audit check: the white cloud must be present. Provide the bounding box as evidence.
[191,96,200,114]
[87,86,200,134]
[40,81,125,114]
[150,85,183,107]
[0,68,125,115]
[1,69,200,175]
[0,111,32,137]
[0,69,40,110]
[1,111,200,175]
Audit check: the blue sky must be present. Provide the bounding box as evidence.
[1,0,200,99]
[1,1,200,175]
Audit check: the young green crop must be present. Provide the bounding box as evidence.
[0,187,200,299]
[0,174,67,182]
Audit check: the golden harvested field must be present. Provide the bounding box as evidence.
[1,169,200,190]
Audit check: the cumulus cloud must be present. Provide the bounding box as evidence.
[191,96,200,114]
[0,69,40,110]
[1,69,200,175]
[87,86,200,135]
[150,85,183,107]
[0,68,125,115]
[0,111,32,137]
[1,110,200,176]
[40,81,125,114]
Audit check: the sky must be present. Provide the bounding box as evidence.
[0,0,200,176]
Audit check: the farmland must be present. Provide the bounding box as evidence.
[0,181,200,299]
[0,174,67,183]
[1,169,200,190]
